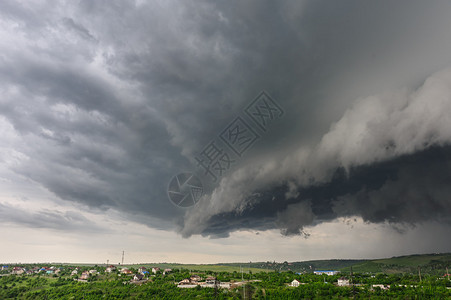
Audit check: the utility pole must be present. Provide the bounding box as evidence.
[350,266,353,285]
[122,251,125,265]
[107,259,109,266]
[418,266,422,282]
[241,266,245,300]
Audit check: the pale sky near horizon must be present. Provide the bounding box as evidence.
[1,0,451,264]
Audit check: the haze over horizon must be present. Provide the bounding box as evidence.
[1,0,451,264]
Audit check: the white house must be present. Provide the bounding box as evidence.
[106,265,116,273]
[313,270,340,276]
[290,279,300,287]
[178,278,191,285]
[205,276,218,285]
[337,277,350,286]
[11,267,25,275]
[151,267,160,274]
[133,274,145,281]
[372,284,390,290]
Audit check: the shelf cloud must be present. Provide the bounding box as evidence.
[0,0,450,253]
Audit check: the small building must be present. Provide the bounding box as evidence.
[106,265,116,273]
[121,268,133,275]
[337,277,350,286]
[80,272,90,280]
[178,278,192,285]
[151,267,160,274]
[290,279,300,287]
[133,274,145,281]
[89,269,97,275]
[12,267,25,275]
[71,269,78,276]
[205,276,218,285]
[190,275,201,282]
[1,266,8,271]
[313,270,340,276]
[163,268,172,275]
[138,267,147,274]
[372,284,390,290]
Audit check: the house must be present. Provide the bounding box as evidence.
[205,276,218,285]
[178,278,192,285]
[190,275,201,282]
[290,279,300,287]
[55,269,61,275]
[219,282,231,289]
[80,272,90,280]
[163,268,172,275]
[313,270,340,276]
[138,267,147,274]
[71,269,78,276]
[1,266,8,271]
[151,267,160,274]
[177,278,198,288]
[133,274,145,281]
[12,267,25,275]
[337,277,350,286]
[89,269,97,275]
[372,284,390,290]
[120,268,133,275]
[106,265,116,273]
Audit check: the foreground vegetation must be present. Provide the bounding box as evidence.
[0,263,450,299]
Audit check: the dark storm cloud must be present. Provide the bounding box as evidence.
[1,0,451,238]
[189,145,451,239]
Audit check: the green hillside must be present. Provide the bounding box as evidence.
[340,253,451,274]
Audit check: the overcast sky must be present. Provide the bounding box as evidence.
[1,0,451,264]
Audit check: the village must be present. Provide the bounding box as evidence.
[1,262,450,298]
[0,264,417,291]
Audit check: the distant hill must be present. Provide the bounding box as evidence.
[339,253,451,274]
[83,253,450,275]
[219,253,451,274]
